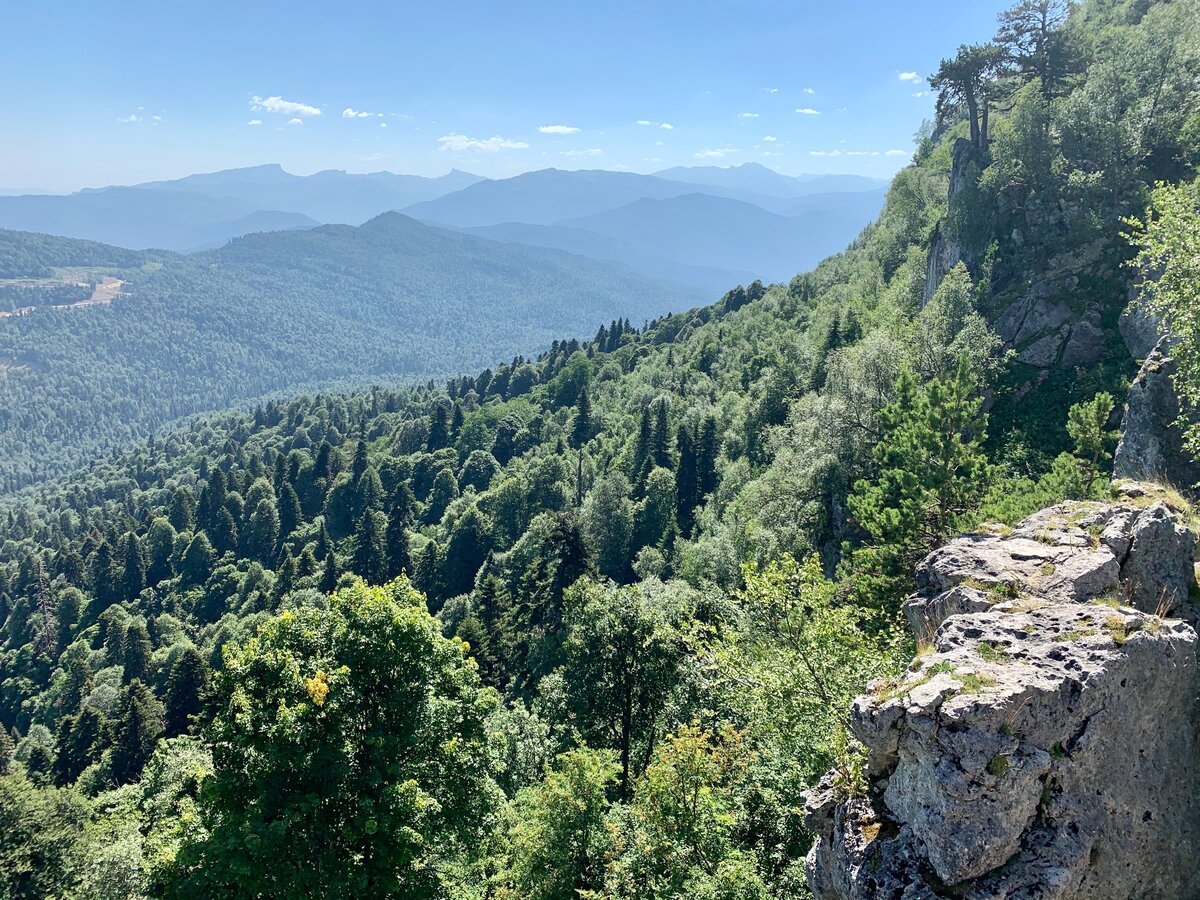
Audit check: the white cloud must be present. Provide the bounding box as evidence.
[660,122,673,130]
[912,91,927,98]
[342,108,373,118]
[763,135,778,142]
[764,87,779,94]
[693,147,741,159]
[117,114,141,123]
[846,151,880,157]
[636,119,656,126]
[898,71,920,82]
[803,87,816,94]
[247,119,263,126]
[379,122,388,128]
[251,95,321,117]
[643,157,662,162]
[885,148,909,157]
[795,107,821,115]
[810,149,843,157]
[287,117,304,126]
[562,148,602,157]
[438,133,530,152]
[654,141,664,146]
[539,124,581,134]
[738,112,759,118]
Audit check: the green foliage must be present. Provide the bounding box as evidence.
[1126,180,1200,455]
[164,578,499,899]
[848,359,990,604]
[502,747,619,900]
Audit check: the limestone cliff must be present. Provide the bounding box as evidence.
[804,484,1200,899]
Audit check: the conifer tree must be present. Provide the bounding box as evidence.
[110,679,163,785]
[354,511,388,586]
[570,386,593,449]
[120,532,146,601]
[121,620,153,685]
[164,646,208,737]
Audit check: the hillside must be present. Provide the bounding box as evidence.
[0,213,703,491]
[1,2,1199,899]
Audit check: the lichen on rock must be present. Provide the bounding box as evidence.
[804,486,1200,899]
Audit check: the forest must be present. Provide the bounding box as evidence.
[1,1,1199,897]
[0,214,700,493]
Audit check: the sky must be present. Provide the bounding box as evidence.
[0,1,1008,192]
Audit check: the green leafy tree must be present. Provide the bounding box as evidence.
[503,747,619,900]
[848,359,990,605]
[562,579,689,795]
[0,772,89,899]
[581,473,635,582]
[167,579,499,899]
[179,532,216,588]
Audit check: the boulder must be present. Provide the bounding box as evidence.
[807,489,1200,899]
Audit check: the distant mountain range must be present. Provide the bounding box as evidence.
[0,163,888,289]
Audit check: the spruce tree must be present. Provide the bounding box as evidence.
[110,679,163,785]
[570,386,593,449]
[164,646,209,737]
[121,620,153,685]
[120,532,146,601]
[354,511,388,586]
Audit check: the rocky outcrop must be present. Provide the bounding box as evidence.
[1115,337,1200,494]
[805,487,1200,899]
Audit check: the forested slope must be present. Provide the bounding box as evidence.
[0,214,702,492]
[1,1,1198,898]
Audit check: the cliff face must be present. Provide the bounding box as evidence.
[1115,337,1200,493]
[805,485,1200,899]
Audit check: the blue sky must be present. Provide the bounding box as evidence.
[1,1,1007,191]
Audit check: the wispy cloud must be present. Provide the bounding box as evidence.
[636,119,656,126]
[763,135,778,142]
[738,112,759,118]
[912,91,927,98]
[898,71,920,82]
[795,107,822,115]
[539,124,581,134]
[438,133,530,152]
[251,95,321,117]
[660,122,673,130]
[247,119,263,126]
[885,148,909,157]
[379,122,388,128]
[803,87,816,95]
[764,87,779,94]
[562,148,602,157]
[342,108,375,118]
[810,149,843,157]
[116,114,141,124]
[287,118,304,126]
[693,147,741,159]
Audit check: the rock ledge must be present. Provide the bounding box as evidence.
[805,487,1200,899]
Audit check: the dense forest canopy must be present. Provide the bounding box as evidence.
[0,214,702,492]
[1,1,1199,898]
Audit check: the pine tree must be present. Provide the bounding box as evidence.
[320,549,341,594]
[110,679,163,785]
[674,426,700,536]
[121,620,153,685]
[54,707,104,785]
[570,386,593,449]
[168,488,195,532]
[277,483,303,549]
[164,646,209,737]
[351,439,369,481]
[120,532,146,601]
[697,416,720,497]
[90,540,121,610]
[385,505,412,579]
[353,511,388,586]
[427,404,450,451]
[848,359,990,604]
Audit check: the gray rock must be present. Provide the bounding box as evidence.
[1018,329,1066,367]
[1060,312,1107,368]
[1118,300,1162,360]
[1114,337,1200,493]
[806,490,1200,898]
